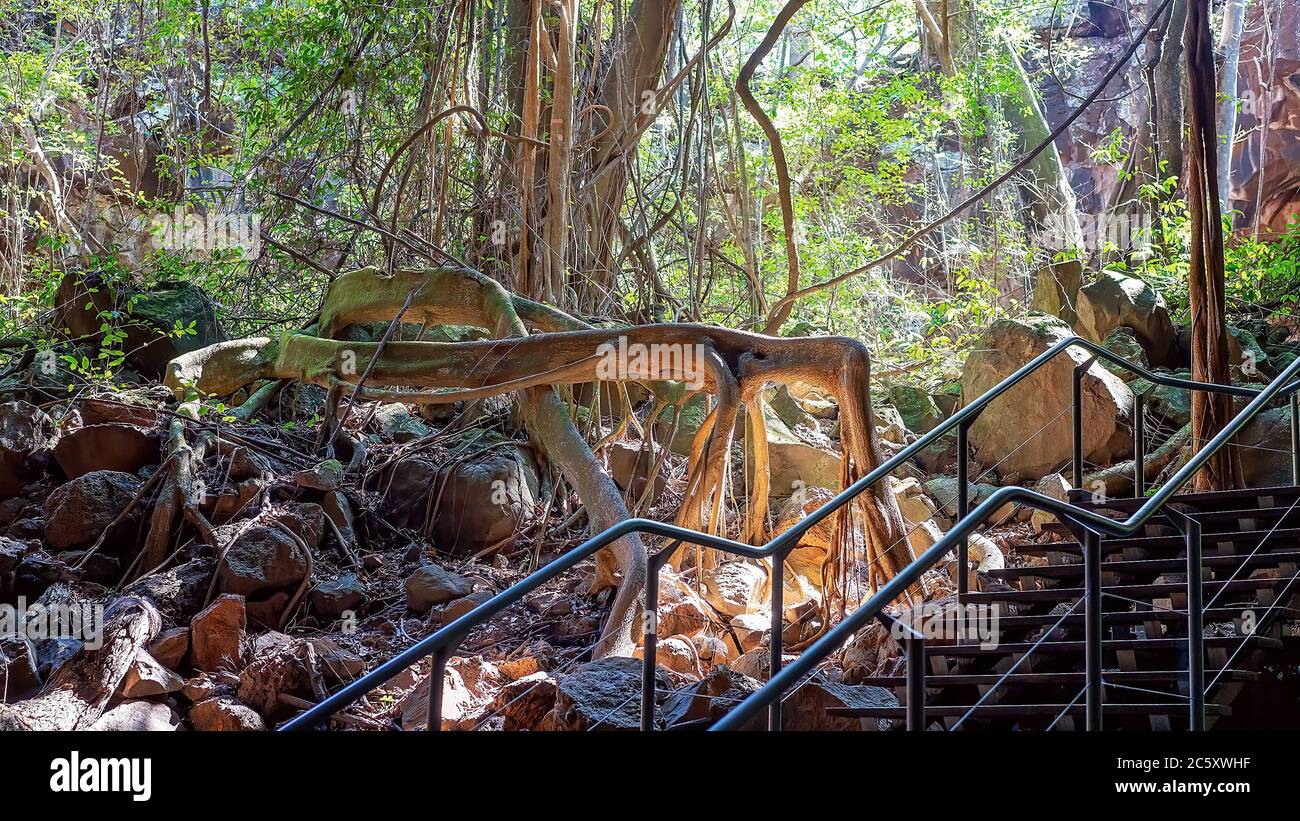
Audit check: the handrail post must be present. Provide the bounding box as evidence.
[1291,393,1299,486]
[1083,529,1103,730]
[641,554,662,731]
[769,552,785,731]
[957,416,973,600]
[906,629,925,731]
[425,646,450,731]
[1186,517,1205,731]
[1133,391,1146,497]
[1073,362,1087,488]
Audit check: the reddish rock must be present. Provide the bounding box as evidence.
[189,696,265,731]
[190,594,246,673]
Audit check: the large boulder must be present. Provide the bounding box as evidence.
[0,402,56,500]
[961,315,1133,480]
[1075,271,1176,366]
[547,657,661,731]
[758,410,841,496]
[405,564,473,614]
[43,470,143,550]
[217,524,309,598]
[384,442,540,554]
[1236,407,1295,486]
[1029,259,1084,325]
[54,273,226,380]
[53,423,158,479]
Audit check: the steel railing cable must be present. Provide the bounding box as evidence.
[279,337,1300,731]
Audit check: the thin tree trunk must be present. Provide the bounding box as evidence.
[1215,0,1248,217]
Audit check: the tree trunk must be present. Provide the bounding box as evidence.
[1184,0,1236,491]
[1215,0,1248,218]
[1153,0,1188,184]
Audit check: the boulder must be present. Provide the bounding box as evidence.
[0,636,41,701]
[189,696,265,731]
[888,384,944,433]
[548,657,660,731]
[661,666,764,729]
[492,671,558,731]
[405,564,473,614]
[147,627,190,671]
[701,561,766,617]
[372,404,431,443]
[384,444,540,554]
[53,424,158,480]
[237,640,328,719]
[1029,259,1084,324]
[1076,271,1176,366]
[120,649,185,698]
[89,700,180,731]
[1030,472,1073,533]
[759,411,840,496]
[634,635,701,678]
[190,594,246,673]
[961,315,1133,480]
[1099,327,1149,380]
[0,401,56,500]
[606,440,667,500]
[43,470,143,550]
[923,476,1016,523]
[310,572,367,619]
[1236,407,1295,486]
[125,558,215,628]
[217,524,309,598]
[430,589,493,624]
[782,681,899,731]
[767,384,818,431]
[1131,371,1193,429]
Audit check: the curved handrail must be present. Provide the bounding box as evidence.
[280,334,1295,730]
[711,352,1300,730]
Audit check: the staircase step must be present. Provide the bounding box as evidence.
[856,669,1259,688]
[1074,485,1300,512]
[987,551,1300,581]
[962,577,1294,606]
[1010,528,1300,558]
[825,703,1232,720]
[923,635,1280,657]
[1038,505,1300,538]
[986,606,1298,633]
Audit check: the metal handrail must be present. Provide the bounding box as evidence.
[280,334,1300,731]
[712,351,1300,731]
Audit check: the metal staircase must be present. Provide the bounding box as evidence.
[281,337,1300,732]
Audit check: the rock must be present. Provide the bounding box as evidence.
[908,518,944,554]
[961,315,1133,480]
[874,404,909,444]
[661,665,764,729]
[120,649,185,697]
[701,561,766,617]
[922,476,1016,523]
[1029,259,1083,324]
[0,401,57,500]
[890,476,944,526]
[634,634,701,678]
[951,533,1005,590]
[730,612,771,653]
[292,459,344,492]
[492,671,558,730]
[53,424,158,479]
[548,657,659,731]
[405,564,473,614]
[384,444,540,554]
[1131,371,1193,429]
[237,640,327,719]
[691,635,731,671]
[190,594,246,673]
[189,696,265,731]
[606,440,667,500]
[0,636,41,701]
[147,627,190,671]
[1031,473,1073,533]
[308,637,366,683]
[125,558,215,628]
[43,470,143,550]
[656,393,711,455]
[217,524,309,598]
[310,572,367,619]
[372,404,431,443]
[430,589,493,624]
[1076,271,1176,366]
[89,700,180,731]
[888,384,944,433]
[784,381,839,419]
[782,681,899,730]
[657,572,714,637]
[767,384,818,431]
[760,411,841,496]
[1099,327,1149,380]
[1230,326,1272,376]
[1236,407,1294,486]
